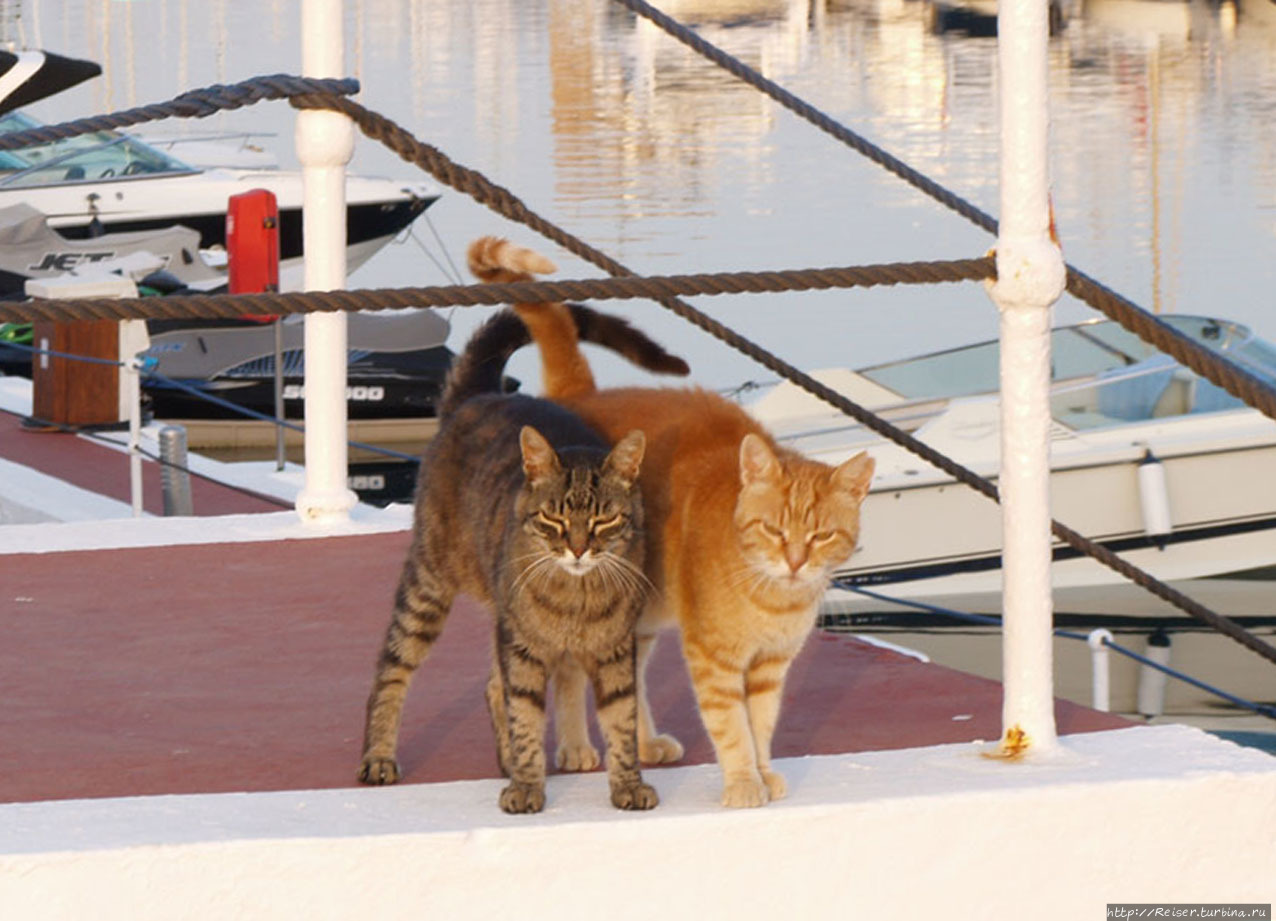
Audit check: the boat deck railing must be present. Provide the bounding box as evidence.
[1,2,1275,701]
[834,583,1276,723]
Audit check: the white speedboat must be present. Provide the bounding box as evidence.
[0,50,440,296]
[749,314,1276,629]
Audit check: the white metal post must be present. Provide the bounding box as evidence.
[987,0,1066,756]
[126,357,143,518]
[295,0,357,523]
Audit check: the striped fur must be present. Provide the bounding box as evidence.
[358,279,668,813]
[481,239,877,808]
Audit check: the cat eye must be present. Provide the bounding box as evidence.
[590,514,624,536]
[531,511,565,537]
[759,522,785,540]
[810,530,837,544]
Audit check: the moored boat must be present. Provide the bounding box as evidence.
[749,314,1276,626]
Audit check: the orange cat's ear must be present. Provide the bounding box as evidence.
[832,451,875,501]
[604,429,646,487]
[520,426,561,485]
[739,433,782,487]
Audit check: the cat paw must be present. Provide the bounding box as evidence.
[761,768,787,801]
[358,756,400,785]
[721,774,770,809]
[610,780,660,811]
[555,741,601,772]
[639,733,685,764]
[499,781,547,814]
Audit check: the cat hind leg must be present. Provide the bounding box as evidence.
[551,657,601,772]
[635,632,684,764]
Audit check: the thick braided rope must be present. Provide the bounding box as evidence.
[5,74,1269,661]
[1,261,995,323]
[610,0,1276,423]
[0,75,359,151]
[286,93,1276,664]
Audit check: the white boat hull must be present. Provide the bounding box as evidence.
[831,427,1276,621]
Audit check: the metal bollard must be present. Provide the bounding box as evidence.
[1136,628,1172,719]
[158,424,194,516]
[1087,629,1114,713]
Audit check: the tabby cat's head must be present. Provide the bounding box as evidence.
[733,434,875,591]
[516,426,647,580]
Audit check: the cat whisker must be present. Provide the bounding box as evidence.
[724,564,763,592]
[511,554,556,598]
[598,552,655,598]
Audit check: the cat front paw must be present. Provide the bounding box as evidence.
[555,741,601,772]
[721,773,769,808]
[499,781,547,814]
[610,780,660,811]
[358,756,400,785]
[639,733,685,764]
[761,768,787,801]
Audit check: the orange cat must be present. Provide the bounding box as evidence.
[469,237,875,808]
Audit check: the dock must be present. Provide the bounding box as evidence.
[0,525,1132,805]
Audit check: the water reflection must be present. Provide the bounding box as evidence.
[11,0,1275,386]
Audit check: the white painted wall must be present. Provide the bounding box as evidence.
[2,725,1272,920]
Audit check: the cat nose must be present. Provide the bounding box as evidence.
[569,535,589,558]
[785,544,808,574]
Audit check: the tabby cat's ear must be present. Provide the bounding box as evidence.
[832,451,875,501]
[603,429,646,487]
[520,426,561,485]
[739,433,782,487]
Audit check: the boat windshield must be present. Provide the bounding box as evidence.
[859,315,1276,430]
[0,111,198,188]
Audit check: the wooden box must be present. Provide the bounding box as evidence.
[30,319,122,427]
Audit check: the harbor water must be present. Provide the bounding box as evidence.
[17,0,1276,393]
[5,0,1274,728]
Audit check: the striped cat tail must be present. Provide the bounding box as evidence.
[566,304,690,380]
[437,311,529,418]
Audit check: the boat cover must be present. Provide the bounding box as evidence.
[0,203,218,289]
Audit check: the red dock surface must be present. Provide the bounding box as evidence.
[0,409,285,516]
[0,531,1130,805]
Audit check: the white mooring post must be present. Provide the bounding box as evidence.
[987,0,1067,757]
[294,0,358,523]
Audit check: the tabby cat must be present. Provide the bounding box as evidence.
[469,236,876,808]
[358,240,687,814]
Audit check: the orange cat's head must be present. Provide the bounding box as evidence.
[732,434,875,591]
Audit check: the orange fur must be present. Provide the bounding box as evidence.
[469,237,875,807]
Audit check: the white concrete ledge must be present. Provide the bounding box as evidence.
[0,505,412,555]
[2,725,1273,919]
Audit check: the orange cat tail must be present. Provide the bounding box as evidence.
[467,236,556,284]
[514,302,599,399]
[466,234,690,399]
